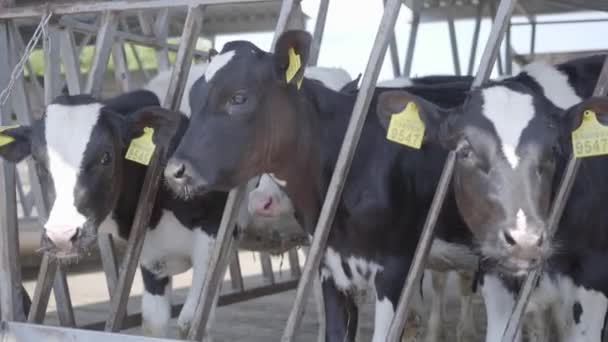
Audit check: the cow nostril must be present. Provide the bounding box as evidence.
[70,228,81,243]
[537,233,545,247]
[263,198,273,211]
[172,163,186,179]
[503,230,516,246]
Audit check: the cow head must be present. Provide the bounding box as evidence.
[377,83,602,275]
[164,30,312,196]
[0,91,180,258]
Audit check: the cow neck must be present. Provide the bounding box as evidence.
[272,80,355,235]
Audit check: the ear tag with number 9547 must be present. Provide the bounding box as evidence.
[572,110,608,158]
[386,102,425,149]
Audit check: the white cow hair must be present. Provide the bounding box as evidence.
[522,61,583,110]
[303,66,352,91]
[377,77,414,88]
[144,63,208,116]
[481,86,535,169]
[204,50,235,82]
[44,103,103,235]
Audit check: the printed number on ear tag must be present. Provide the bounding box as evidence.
[0,125,20,147]
[386,102,425,149]
[285,47,303,89]
[572,110,608,158]
[125,127,156,165]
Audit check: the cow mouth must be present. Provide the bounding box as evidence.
[39,232,98,262]
[494,257,543,276]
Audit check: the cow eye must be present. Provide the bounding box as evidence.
[230,93,248,106]
[100,152,111,165]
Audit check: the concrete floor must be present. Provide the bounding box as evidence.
[21,249,489,341]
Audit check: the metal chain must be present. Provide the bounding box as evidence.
[0,11,53,108]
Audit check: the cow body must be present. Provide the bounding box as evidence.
[377,54,608,341]
[163,31,478,342]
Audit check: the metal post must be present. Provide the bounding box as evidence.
[383,0,401,78]
[98,234,119,298]
[43,25,61,106]
[152,9,170,72]
[447,10,461,75]
[270,0,295,50]
[59,28,82,95]
[187,186,245,341]
[386,1,518,340]
[0,20,25,322]
[105,5,203,332]
[85,11,118,96]
[287,249,301,279]
[228,250,244,291]
[27,254,56,323]
[52,263,75,327]
[501,57,608,342]
[403,5,420,77]
[505,22,512,75]
[308,0,329,66]
[260,253,275,284]
[467,2,483,75]
[530,22,536,58]
[281,0,403,340]
[112,38,132,92]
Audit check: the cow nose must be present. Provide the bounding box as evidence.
[44,225,80,250]
[249,193,275,217]
[165,159,190,183]
[502,229,545,248]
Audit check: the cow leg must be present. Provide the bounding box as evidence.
[565,286,608,342]
[322,276,358,342]
[480,273,521,342]
[177,230,215,339]
[141,266,172,337]
[425,271,447,342]
[374,256,410,342]
[456,271,476,342]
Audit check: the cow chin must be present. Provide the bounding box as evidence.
[40,225,98,261]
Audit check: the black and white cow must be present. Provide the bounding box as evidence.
[159,30,478,342]
[376,54,608,341]
[0,90,230,338]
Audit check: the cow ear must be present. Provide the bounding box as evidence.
[273,30,311,88]
[103,90,161,115]
[0,125,32,163]
[127,106,185,151]
[339,74,361,94]
[564,97,608,132]
[376,90,454,148]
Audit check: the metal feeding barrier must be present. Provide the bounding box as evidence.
[0,0,320,340]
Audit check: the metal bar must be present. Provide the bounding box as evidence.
[152,9,170,71]
[104,148,165,332]
[270,0,295,51]
[112,38,132,92]
[403,8,420,77]
[505,22,512,75]
[98,234,119,298]
[467,2,483,75]
[530,22,536,57]
[307,0,329,66]
[546,0,608,13]
[502,56,608,342]
[383,0,401,77]
[447,10,461,75]
[43,25,62,106]
[105,5,202,332]
[7,24,49,219]
[259,252,275,284]
[84,11,118,97]
[228,250,244,291]
[187,186,245,341]
[27,254,57,323]
[478,0,517,85]
[282,0,403,340]
[386,152,456,341]
[288,249,301,279]
[61,17,211,59]
[52,263,76,327]
[0,20,25,323]
[511,17,608,26]
[0,0,273,19]
[15,176,32,217]
[59,28,82,95]
[9,20,43,120]
[387,0,518,340]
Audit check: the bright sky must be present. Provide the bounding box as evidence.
[215,1,608,83]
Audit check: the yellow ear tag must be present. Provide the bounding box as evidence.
[125,127,156,165]
[0,125,20,147]
[571,110,608,158]
[386,102,425,149]
[285,47,303,89]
